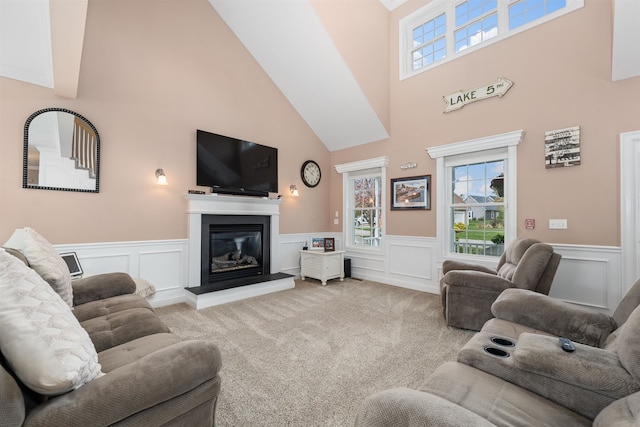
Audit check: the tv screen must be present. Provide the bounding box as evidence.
[197,129,278,196]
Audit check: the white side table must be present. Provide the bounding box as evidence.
[300,250,345,285]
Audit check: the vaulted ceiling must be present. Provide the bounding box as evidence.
[1,0,638,152]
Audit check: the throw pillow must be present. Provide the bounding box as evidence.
[21,227,73,307]
[0,248,103,396]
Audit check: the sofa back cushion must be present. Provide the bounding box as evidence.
[496,239,536,280]
[497,240,553,291]
[616,305,640,384]
[0,357,25,426]
[0,248,103,395]
[594,391,640,427]
[612,278,640,329]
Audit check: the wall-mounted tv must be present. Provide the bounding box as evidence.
[196,129,278,197]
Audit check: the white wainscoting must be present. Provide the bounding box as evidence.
[346,235,440,293]
[54,240,188,308]
[55,235,623,313]
[548,244,622,313]
[344,235,622,314]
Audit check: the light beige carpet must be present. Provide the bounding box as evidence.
[156,278,473,426]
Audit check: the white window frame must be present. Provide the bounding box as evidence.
[335,156,389,252]
[399,0,584,80]
[427,130,523,263]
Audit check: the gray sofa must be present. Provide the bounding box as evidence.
[355,278,640,426]
[1,248,222,426]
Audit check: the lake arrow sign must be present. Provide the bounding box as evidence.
[443,77,513,113]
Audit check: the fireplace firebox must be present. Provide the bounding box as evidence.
[200,214,271,290]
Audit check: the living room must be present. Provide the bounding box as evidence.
[2,0,639,313]
[1,0,640,425]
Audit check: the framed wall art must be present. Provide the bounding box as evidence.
[545,126,580,168]
[391,175,431,210]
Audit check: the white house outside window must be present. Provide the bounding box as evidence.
[428,130,523,260]
[450,159,505,256]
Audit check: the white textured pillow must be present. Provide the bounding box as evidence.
[0,248,103,395]
[21,227,73,307]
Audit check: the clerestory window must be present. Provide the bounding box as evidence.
[400,0,583,80]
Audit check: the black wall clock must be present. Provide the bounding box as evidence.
[301,160,321,188]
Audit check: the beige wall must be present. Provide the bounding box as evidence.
[330,0,640,247]
[0,0,345,244]
[2,0,638,249]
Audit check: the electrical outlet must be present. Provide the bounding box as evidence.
[333,218,339,225]
[549,219,568,229]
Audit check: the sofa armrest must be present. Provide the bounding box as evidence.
[442,259,497,275]
[23,340,222,427]
[491,288,616,346]
[443,270,513,293]
[72,272,137,306]
[355,387,495,427]
[514,333,638,399]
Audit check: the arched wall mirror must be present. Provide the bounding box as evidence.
[23,108,100,193]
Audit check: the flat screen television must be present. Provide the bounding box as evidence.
[196,129,278,197]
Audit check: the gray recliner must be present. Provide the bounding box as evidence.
[440,238,562,331]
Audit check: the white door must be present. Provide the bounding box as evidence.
[621,131,640,292]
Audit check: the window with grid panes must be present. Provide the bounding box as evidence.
[400,0,581,79]
[454,0,498,52]
[350,174,383,247]
[412,13,446,71]
[450,159,505,257]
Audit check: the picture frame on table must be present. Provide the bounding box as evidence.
[391,175,431,210]
[324,237,335,252]
[310,237,325,250]
[60,252,84,278]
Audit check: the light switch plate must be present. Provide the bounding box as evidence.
[549,219,568,229]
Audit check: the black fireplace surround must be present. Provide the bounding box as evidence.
[200,214,271,291]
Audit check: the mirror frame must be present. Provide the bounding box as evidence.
[23,108,100,193]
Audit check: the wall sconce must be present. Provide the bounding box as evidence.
[155,169,168,185]
[290,184,299,196]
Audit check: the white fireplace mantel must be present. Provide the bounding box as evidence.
[185,194,293,309]
[186,193,283,287]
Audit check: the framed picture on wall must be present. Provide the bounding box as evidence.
[324,237,335,252]
[391,175,431,210]
[310,237,325,250]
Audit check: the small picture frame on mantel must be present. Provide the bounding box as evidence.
[310,237,325,251]
[324,237,335,252]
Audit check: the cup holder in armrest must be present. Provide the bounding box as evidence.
[483,347,510,358]
[490,337,515,347]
